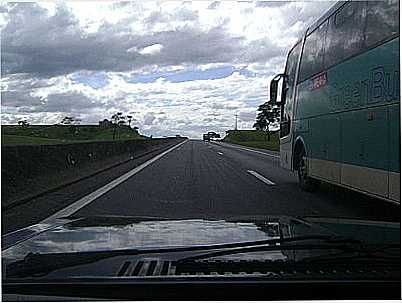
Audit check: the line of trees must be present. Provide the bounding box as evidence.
[17,111,140,140]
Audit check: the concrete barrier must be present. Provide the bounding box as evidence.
[2,138,185,209]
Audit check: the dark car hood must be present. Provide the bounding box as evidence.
[2,215,400,280]
[3,215,400,261]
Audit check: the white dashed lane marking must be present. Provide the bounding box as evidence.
[247,170,276,186]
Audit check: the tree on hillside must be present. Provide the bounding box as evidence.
[127,115,133,128]
[60,116,81,134]
[111,112,126,139]
[18,119,29,128]
[253,102,279,141]
[253,112,268,131]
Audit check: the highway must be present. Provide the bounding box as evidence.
[42,139,399,223]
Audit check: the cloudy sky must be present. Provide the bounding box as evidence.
[1,1,334,138]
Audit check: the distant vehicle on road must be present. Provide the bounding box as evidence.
[207,132,220,139]
[270,0,400,203]
[203,132,220,141]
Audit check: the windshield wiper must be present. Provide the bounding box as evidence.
[175,242,400,263]
[5,234,364,278]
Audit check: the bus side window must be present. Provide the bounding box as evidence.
[281,43,300,138]
[365,0,399,47]
[285,43,301,91]
[298,20,328,83]
[325,1,366,68]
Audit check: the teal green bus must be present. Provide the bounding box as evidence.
[270,0,400,203]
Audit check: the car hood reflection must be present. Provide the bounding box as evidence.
[2,215,400,266]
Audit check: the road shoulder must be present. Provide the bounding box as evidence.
[212,141,280,158]
[2,140,187,234]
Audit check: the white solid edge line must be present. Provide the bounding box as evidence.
[214,142,279,158]
[217,152,223,155]
[247,170,276,186]
[40,139,188,224]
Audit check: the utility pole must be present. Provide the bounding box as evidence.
[234,114,238,130]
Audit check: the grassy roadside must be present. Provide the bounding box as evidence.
[1,125,146,146]
[223,130,279,152]
[225,140,279,151]
[1,134,149,146]
[2,135,68,145]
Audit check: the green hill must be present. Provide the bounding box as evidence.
[223,130,279,151]
[1,125,146,146]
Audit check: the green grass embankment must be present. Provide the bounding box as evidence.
[1,125,146,146]
[223,130,279,152]
[2,135,68,146]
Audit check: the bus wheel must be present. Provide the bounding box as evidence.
[297,149,318,192]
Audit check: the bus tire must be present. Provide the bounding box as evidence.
[297,148,318,192]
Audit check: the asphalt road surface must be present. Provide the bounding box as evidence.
[61,139,399,222]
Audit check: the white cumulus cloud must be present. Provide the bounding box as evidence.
[139,44,164,55]
[1,1,335,138]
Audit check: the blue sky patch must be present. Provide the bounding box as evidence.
[70,72,110,89]
[125,66,255,84]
